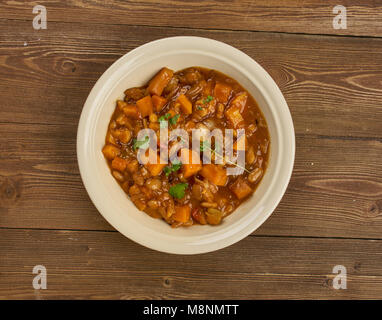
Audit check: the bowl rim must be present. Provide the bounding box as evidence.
[77,36,295,254]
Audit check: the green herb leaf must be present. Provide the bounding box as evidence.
[158,113,171,122]
[133,136,149,151]
[164,160,182,177]
[169,182,188,199]
[169,114,180,126]
[158,113,171,128]
[204,95,213,104]
[163,166,171,176]
[197,106,203,110]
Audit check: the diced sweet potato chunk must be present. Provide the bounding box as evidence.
[200,164,227,186]
[111,157,128,172]
[117,100,127,111]
[214,82,232,104]
[102,144,120,160]
[151,95,167,112]
[136,95,153,118]
[177,94,192,114]
[126,159,139,173]
[145,154,166,176]
[180,148,202,178]
[230,177,253,199]
[173,205,191,223]
[148,67,174,96]
[123,105,141,119]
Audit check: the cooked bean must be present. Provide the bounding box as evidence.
[159,192,170,202]
[261,139,269,154]
[112,170,125,182]
[248,168,263,183]
[129,184,141,195]
[257,156,264,168]
[246,146,256,165]
[106,132,116,145]
[131,197,146,211]
[102,144,120,160]
[118,130,132,144]
[147,200,159,209]
[201,202,218,208]
[158,207,167,219]
[109,120,117,130]
[223,204,234,217]
[248,123,257,135]
[191,184,203,201]
[132,172,145,186]
[178,172,187,182]
[162,181,170,191]
[140,186,152,198]
[146,178,161,191]
[206,208,223,225]
[126,159,138,173]
[140,167,150,178]
[149,113,158,123]
[258,117,267,128]
[166,199,175,218]
[116,114,128,126]
[216,103,224,118]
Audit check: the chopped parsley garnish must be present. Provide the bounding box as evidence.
[158,113,171,128]
[158,113,179,128]
[197,106,203,110]
[163,160,182,177]
[132,136,149,151]
[158,113,171,122]
[169,182,188,199]
[204,95,213,104]
[169,114,180,126]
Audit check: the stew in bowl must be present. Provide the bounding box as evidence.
[102,66,270,228]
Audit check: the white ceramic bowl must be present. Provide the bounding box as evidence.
[77,36,295,254]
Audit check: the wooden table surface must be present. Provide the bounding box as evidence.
[0,0,381,299]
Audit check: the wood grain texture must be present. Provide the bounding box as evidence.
[0,1,382,300]
[0,21,381,139]
[1,229,382,299]
[0,0,382,37]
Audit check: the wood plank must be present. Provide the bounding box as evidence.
[1,229,381,299]
[1,122,381,239]
[0,21,381,138]
[0,0,382,37]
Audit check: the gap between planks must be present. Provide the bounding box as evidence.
[1,17,382,41]
[1,226,382,242]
